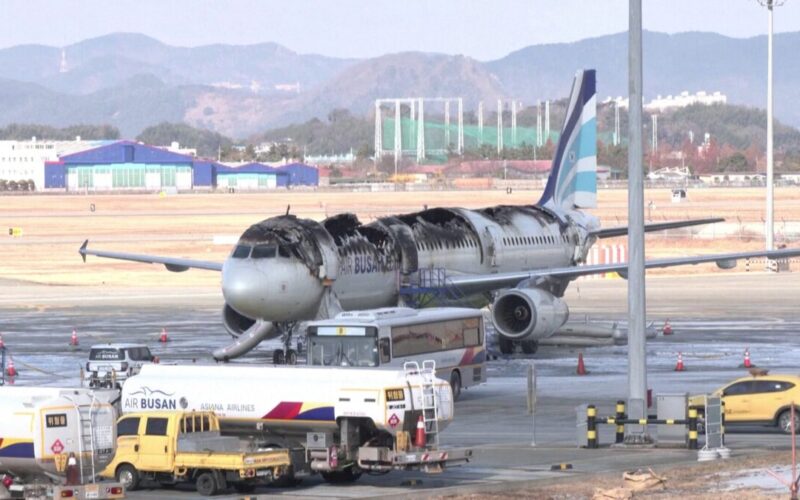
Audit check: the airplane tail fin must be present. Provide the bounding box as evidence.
[538,69,597,211]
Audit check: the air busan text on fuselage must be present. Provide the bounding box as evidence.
[79,68,800,362]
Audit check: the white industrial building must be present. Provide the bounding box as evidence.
[0,138,110,191]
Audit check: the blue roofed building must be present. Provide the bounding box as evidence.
[215,162,288,190]
[44,141,218,191]
[279,162,319,186]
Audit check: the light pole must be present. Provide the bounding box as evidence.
[756,0,786,263]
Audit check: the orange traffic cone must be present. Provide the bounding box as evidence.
[674,352,685,372]
[6,356,17,377]
[414,415,426,448]
[70,329,78,346]
[743,348,753,368]
[662,319,673,336]
[159,328,168,343]
[576,352,587,375]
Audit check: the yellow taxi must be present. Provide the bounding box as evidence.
[691,373,800,433]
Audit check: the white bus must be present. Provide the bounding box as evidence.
[305,307,487,399]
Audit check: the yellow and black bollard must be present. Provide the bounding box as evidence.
[615,400,626,444]
[688,407,698,450]
[587,405,598,448]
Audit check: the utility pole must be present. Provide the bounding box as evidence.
[757,0,787,264]
[626,0,650,444]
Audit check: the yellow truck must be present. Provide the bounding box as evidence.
[101,411,291,495]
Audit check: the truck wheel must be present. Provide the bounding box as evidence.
[449,371,462,401]
[498,336,514,355]
[196,471,218,496]
[116,464,140,491]
[521,340,538,355]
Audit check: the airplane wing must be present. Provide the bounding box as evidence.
[591,218,724,239]
[79,240,223,272]
[444,247,800,295]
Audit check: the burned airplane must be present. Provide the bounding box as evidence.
[80,69,800,362]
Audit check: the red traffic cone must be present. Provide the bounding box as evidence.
[70,329,78,346]
[576,352,587,375]
[743,348,753,369]
[414,415,426,448]
[662,319,673,336]
[159,328,168,343]
[6,356,17,377]
[674,352,685,372]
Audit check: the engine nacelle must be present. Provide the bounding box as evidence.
[492,288,569,340]
[222,303,255,337]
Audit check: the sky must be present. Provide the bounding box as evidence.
[1,0,799,60]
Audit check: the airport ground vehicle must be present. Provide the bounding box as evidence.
[305,307,486,399]
[101,411,291,495]
[690,373,800,433]
[120,363,472,482]
[86,343,155,389]
[0,387,124,500]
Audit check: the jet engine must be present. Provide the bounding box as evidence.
[492,288,569,340]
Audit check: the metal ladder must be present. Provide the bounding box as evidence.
[403,360,440,447]
[69,396,98,484]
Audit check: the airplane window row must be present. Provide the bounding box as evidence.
[502,234,568,246]
[416,237,479,252]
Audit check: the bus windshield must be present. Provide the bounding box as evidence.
[309,336,378,367]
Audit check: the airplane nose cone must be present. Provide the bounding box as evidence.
[221,257,325,322]
[221,261,267,320]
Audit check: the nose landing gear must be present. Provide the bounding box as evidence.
[272,322,302,365]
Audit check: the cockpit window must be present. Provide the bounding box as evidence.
[232,245,251,259]
[251,244,277,259]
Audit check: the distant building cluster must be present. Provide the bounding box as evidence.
[603,91,727,112]
[0,139,321,192]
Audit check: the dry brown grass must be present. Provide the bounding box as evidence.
[1,187,796,286]
[443,451,791,499]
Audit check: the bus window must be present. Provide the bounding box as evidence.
[379,338,391,364]
[464,327,480,347]
[309,337,378,367]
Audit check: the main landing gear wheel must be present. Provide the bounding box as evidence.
[273,350,285,365]
[450,370,462,401]
[498,336,514,355]
[521,340,538,355]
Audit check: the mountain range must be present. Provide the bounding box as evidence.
[0,31,797,138]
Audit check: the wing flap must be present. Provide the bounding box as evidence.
[445,247,800,293]
[593,218,724,239]
[79,240,223,272]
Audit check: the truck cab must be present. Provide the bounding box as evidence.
[86,343,155,388]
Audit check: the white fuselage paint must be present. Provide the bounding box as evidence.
[222,207,597,323]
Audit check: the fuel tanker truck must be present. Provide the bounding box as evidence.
[121,362,472,482]
[0,387,125,500]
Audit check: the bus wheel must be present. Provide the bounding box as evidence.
[286,349,297,365]
[521,340,538,355]
[449,371,462,401]
[498,336,514,355]
[273,350,285,365]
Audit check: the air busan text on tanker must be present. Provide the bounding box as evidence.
[80,69,800,361]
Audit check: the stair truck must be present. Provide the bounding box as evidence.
[0,387,125,500]
[120,362,472,483]
[100,411,292,495]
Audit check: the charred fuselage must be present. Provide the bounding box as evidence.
[220,204,599,351]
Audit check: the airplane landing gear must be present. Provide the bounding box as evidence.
[272,322,299,365]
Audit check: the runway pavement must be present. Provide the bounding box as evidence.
[1,272,799,498]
